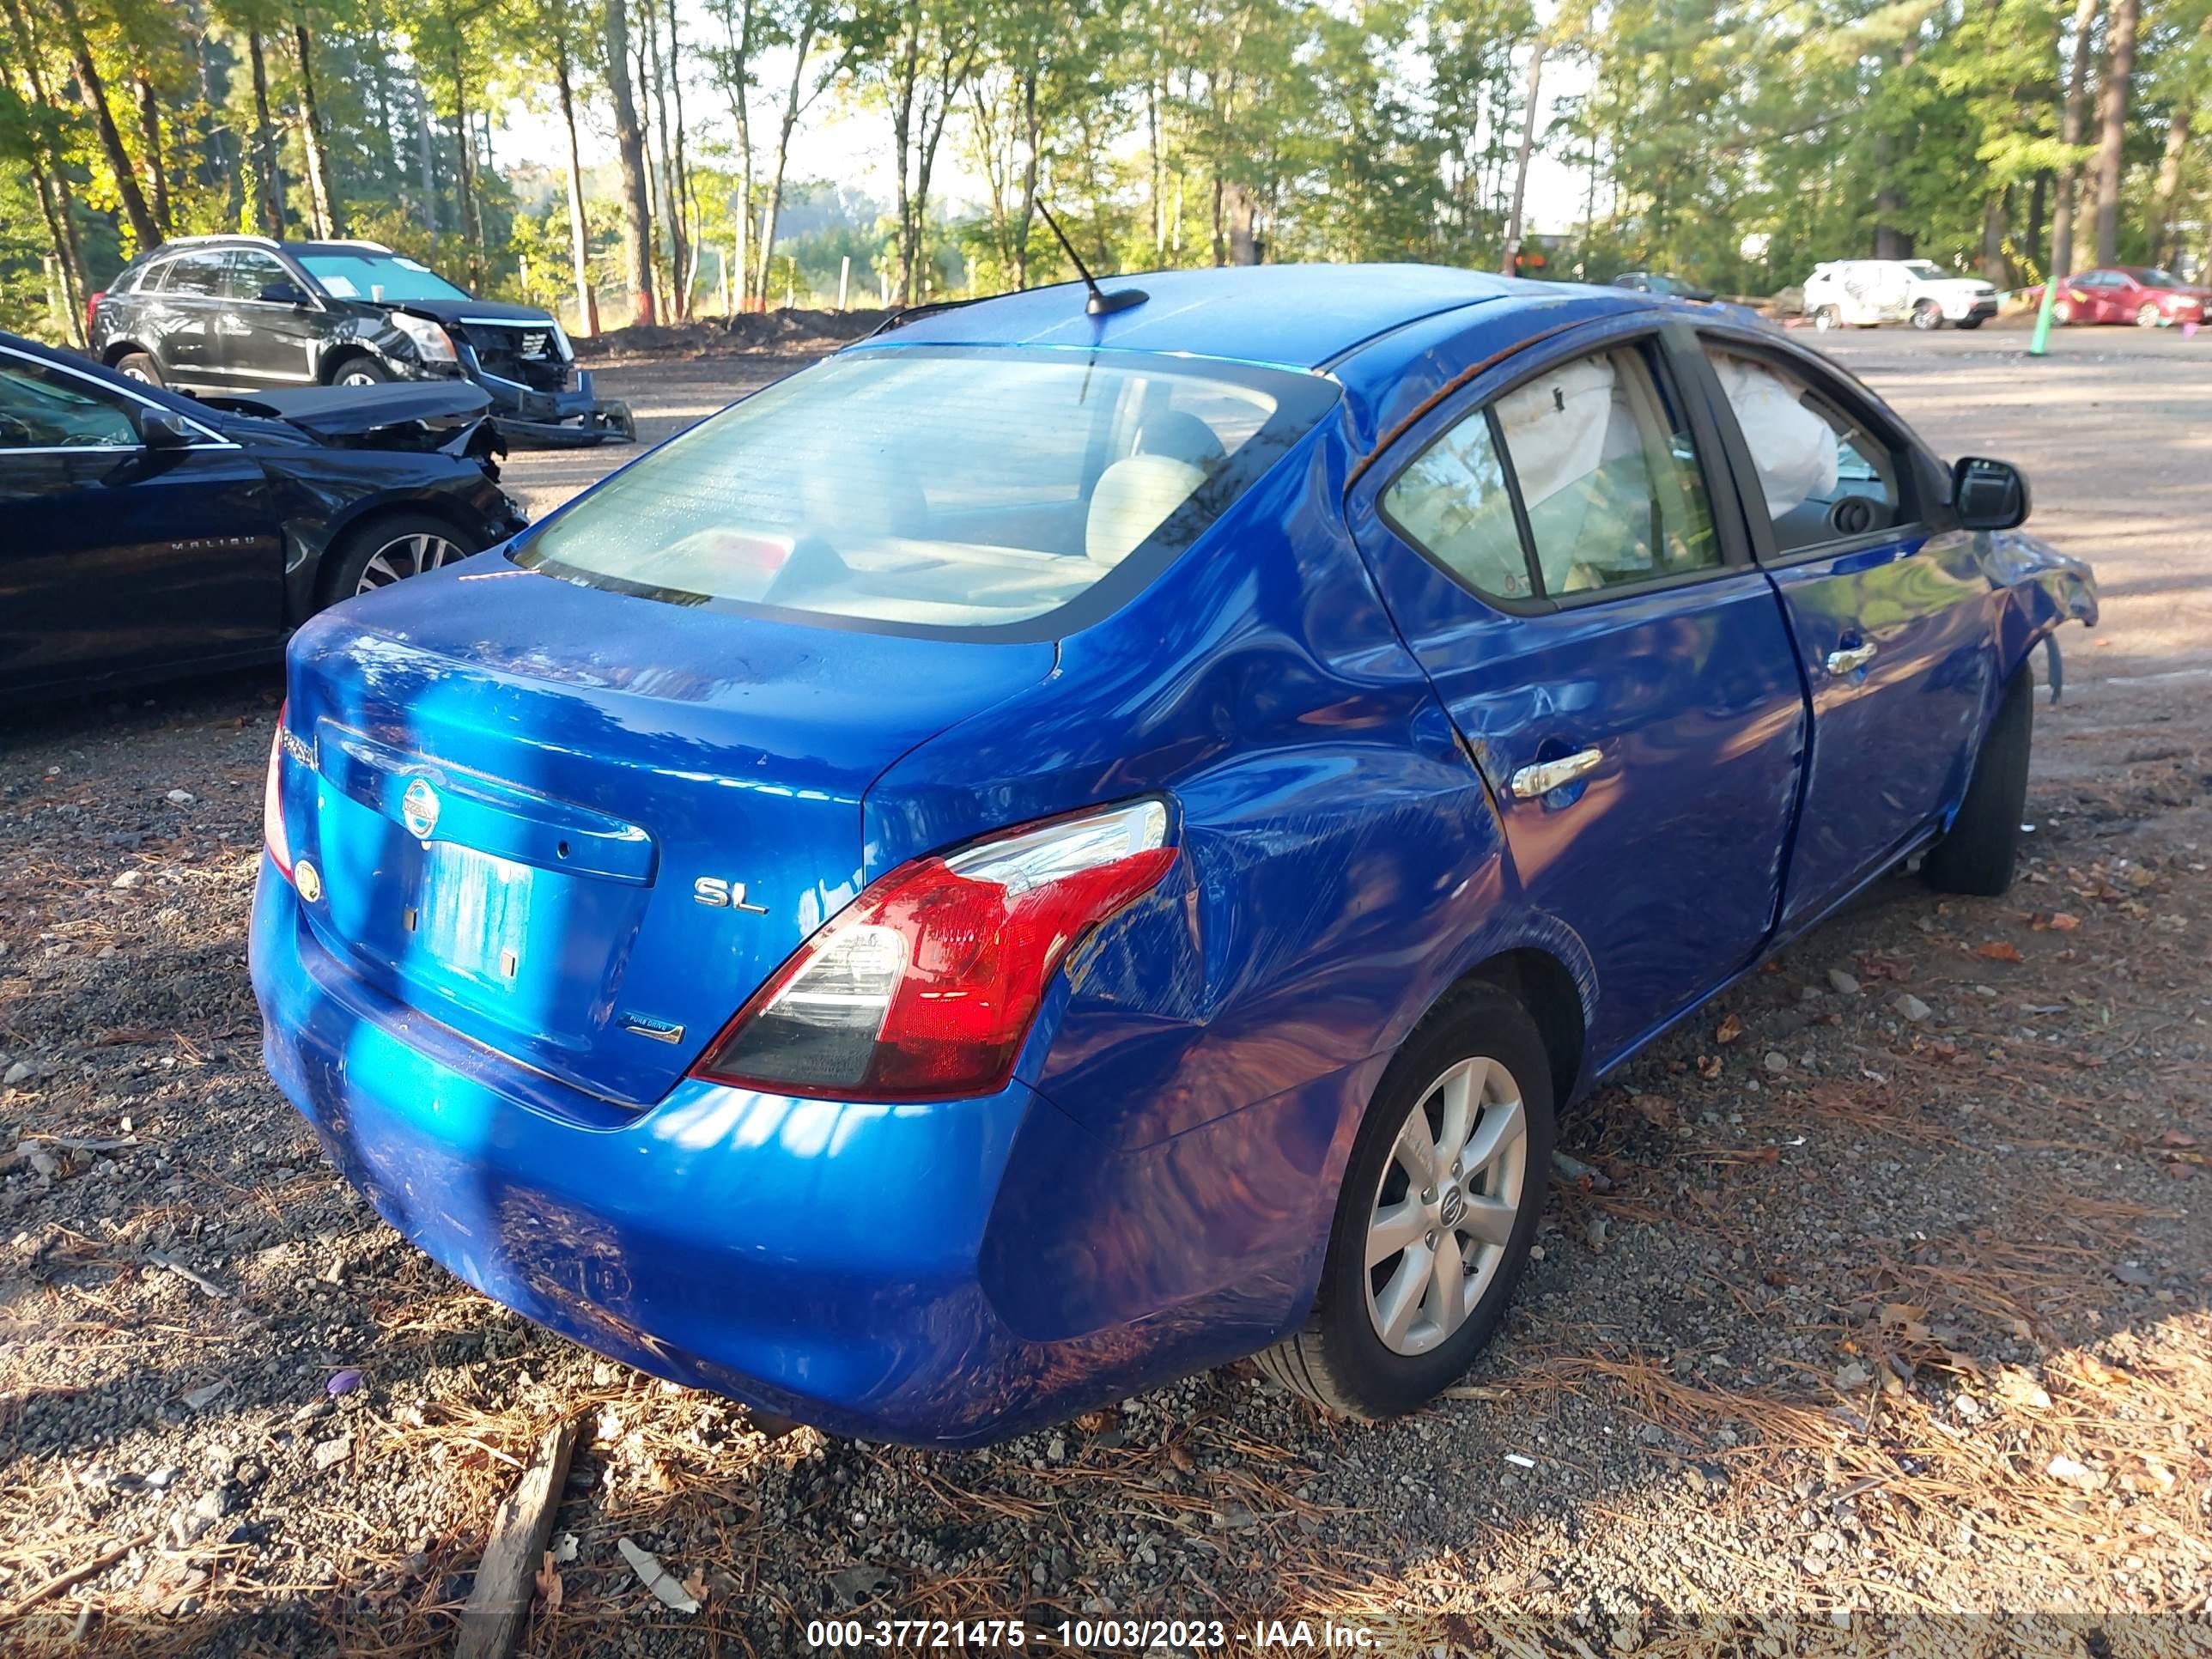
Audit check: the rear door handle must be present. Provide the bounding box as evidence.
[1510,746,1603,799]
[1826,641,1877,675]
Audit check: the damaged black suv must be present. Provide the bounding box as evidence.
[88,235,633,447]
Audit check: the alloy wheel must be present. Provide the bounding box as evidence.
[119,365,153,382]
[355,532,466,594]
[2136,304,2163,329]
[1363,1055,1528,1357]
[339,369,382,386]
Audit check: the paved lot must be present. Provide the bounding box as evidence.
[1,325,2208,1654]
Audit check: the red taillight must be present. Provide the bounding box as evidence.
[692,799,1176,1101]
[264,704,295,881]
[85,291,105,334]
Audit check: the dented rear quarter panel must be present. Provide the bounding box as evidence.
[866,417,1540,1161]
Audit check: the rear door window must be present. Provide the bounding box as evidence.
[1380,340,1723,605]
[1499,348,1720,596]
[162,254,228,298]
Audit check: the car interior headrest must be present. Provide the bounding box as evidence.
[1086,455,1207,568]
[803,449,925,538]
[1133,411,1228,472]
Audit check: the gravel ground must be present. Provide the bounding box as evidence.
[2,326,2208,1656]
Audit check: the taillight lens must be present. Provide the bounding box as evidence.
[264,705,295,880]
[85,291,105,334]
[692,799,1176,1101]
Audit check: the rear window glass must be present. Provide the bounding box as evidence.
[512,346,1339,637]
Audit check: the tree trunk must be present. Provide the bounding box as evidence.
[641,0,686,319]
[295,16,343,238]
[450,37,484,287]
[365,0,402,184]
[889,21,920,302]
[908,51,960,299]
[1146,73,1163,259]
[1220,181,1258,264]
[551,25,599,334]
[2027,168,2049,262]
[605,0,657,325]
[247,27,286,236]
[133,70,170,236]
[1014,64,1039,289]
[2145,102,2192,266]
[714,0,756,309]
[2091,0,2139,264]
[2051,0,2100,279]
[1499,34,1546,275]
[663,0,696,320]
[3,0,90,325]
[25,157,86,344]
[415,81,439,234]
[55,0,161,248]
[756,22,815,310]
[1980,192,2008,285]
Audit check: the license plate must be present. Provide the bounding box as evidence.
[416,842,533,988]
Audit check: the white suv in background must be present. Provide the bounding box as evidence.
[1802,259,2000,331]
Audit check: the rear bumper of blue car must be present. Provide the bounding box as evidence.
[250,860,1354,1445]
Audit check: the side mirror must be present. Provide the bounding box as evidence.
[138,409,193,450]
[258,280,311,307]
[1951,455,2030,532]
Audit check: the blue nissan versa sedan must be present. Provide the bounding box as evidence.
[252,265,2097,1446]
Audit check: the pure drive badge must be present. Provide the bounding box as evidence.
[618,1012,686,1044]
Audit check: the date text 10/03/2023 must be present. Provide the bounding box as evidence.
[802,1618,1380,1650]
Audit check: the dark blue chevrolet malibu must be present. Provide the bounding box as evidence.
[252,265,2096,1445]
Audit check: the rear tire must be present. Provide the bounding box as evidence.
[2052,300,2075,325]
[1923,668,2033,897]
[1911,300,1945,331]
[114,350,164,386]
[1259,982,1554,1420]
[319,511,479,607]
[1955,316,1984,331]
[1813,306,1842,331]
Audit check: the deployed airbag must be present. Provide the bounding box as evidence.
[1707,354,1837,517]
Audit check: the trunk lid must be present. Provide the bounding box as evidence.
[282,562,1054,1107]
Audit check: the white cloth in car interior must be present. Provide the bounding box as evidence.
[1086,455,1206,567]
[1494,356,1631,512]
[1708,355,1837,516]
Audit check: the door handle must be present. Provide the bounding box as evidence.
[1826,641,1877,676]
[1510,747,1603,799]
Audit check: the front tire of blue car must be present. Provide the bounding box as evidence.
[1261,983,1554,1420]
[1922,666,2033,897]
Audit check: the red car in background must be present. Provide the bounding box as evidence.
[2041,266,2209,326]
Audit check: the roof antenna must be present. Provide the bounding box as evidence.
[1036,200,1147,318]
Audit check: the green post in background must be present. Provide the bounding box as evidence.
[2029,275,2060,356]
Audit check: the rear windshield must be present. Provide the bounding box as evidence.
[299,252,469,301]
[511,345,1340,637]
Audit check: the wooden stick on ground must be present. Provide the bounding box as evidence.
[453,1412,583,1659]
[0,1531,153,1623]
